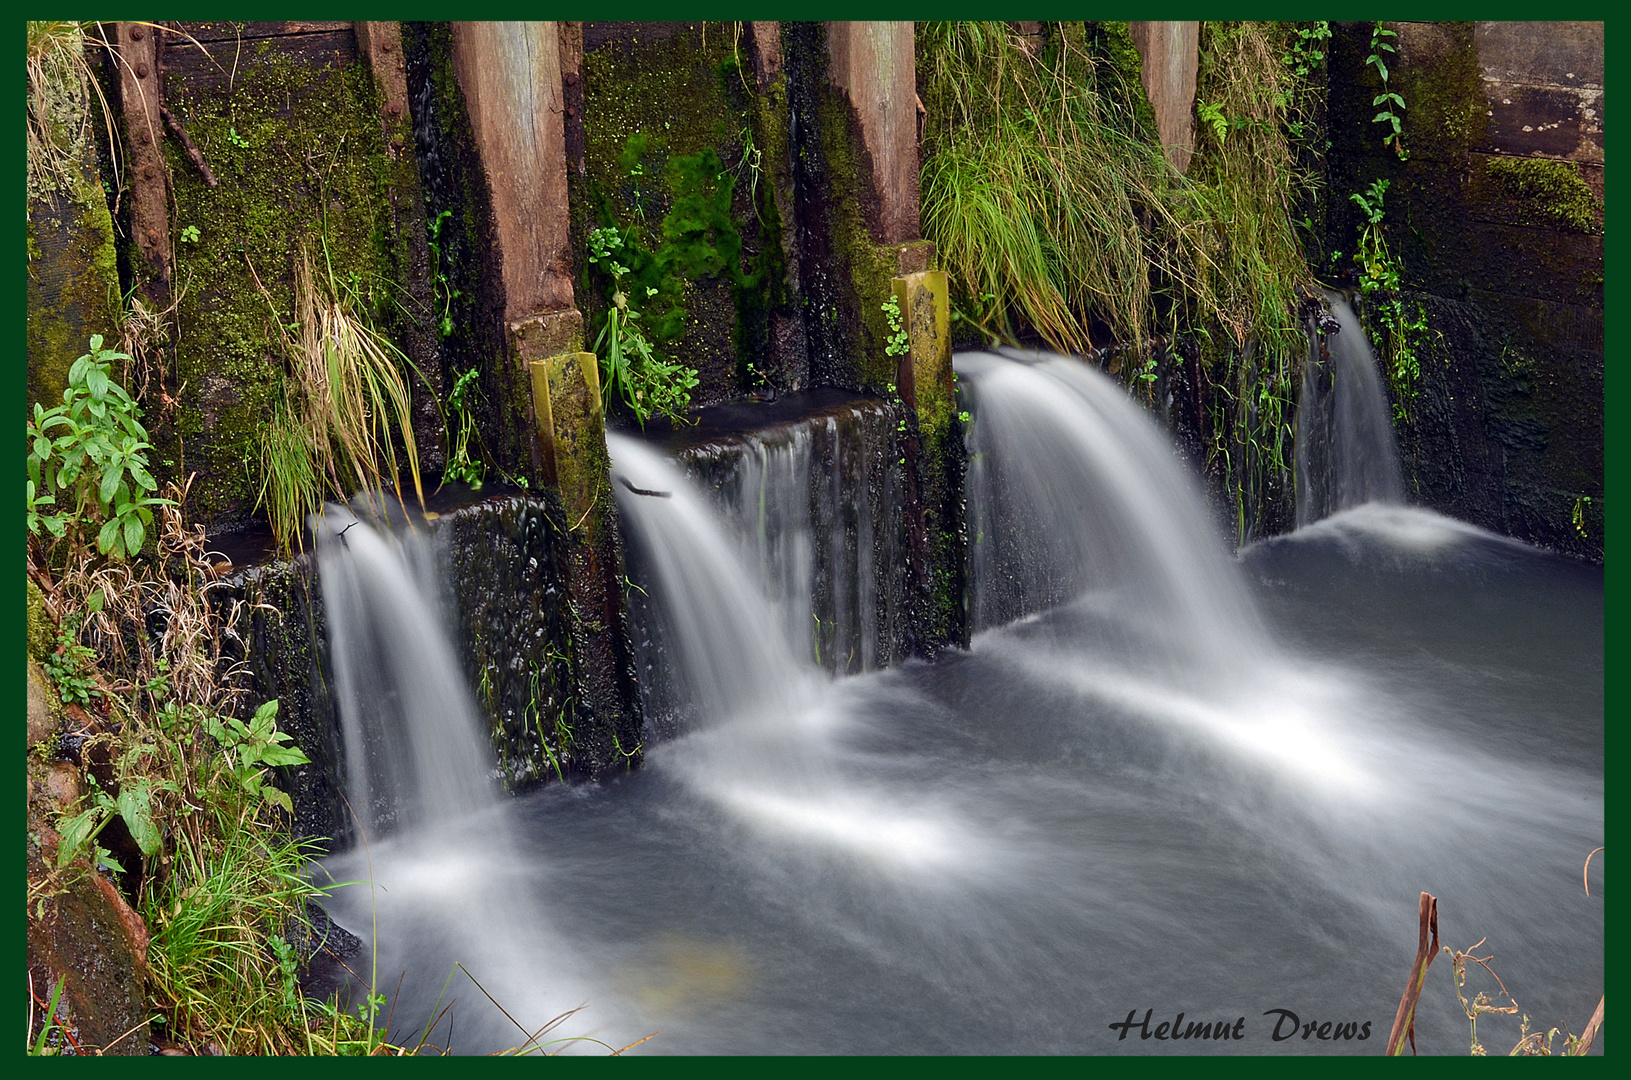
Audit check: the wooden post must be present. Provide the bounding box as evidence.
[449,21,641,774]
[823,21,919,244]
[1128,22,1200,174]
[114,22,171,309]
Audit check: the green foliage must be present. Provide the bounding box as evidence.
[1572,495,1592,540]
[203,700,312,817]
[255,245,428,552]
[1367,23,1407,159]
[27,335,172,561]
[1197,100,1228,142]
[28,976,68,1055]
[586,223,700,426]
[1282,21,1331,79]
[1341,179,1436,421]
[43,617,99,706]
[180,224,201,244]
[426,209,464,338]
[882,295,909,358]
[441,367,485,489]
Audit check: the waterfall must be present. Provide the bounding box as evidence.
[673,399,910,677]
[957,349,1270,671]
[315,507,495,836]
[607,434,820,731]
[1295,292,1405,526]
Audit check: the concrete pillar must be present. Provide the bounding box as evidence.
[1128,22,1200,174]
[451,21,642,774]
[891,269,966,654]
[824,21,919,244]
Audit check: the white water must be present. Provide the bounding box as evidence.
[315,508,493,834]
[306,366,1598,1055]
[677,407,908,676]
[608,434,818,724]
[958,348,1269,672]
[315,507,622,1053]
[1295,293,1405,526]
[609,432,983,875]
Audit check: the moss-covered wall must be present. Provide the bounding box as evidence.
[158,24,415,533]
[785,21,933,396]
[26,53,121,414]
[578,22,796,413]
[1326,21,1603,560]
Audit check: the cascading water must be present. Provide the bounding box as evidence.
[315,507,494,834]
[609,431,980,876]
[1295,292,1405,526]
[673,399,910,677]
[296,361,1596,1057]
[607,433,817,728]
[958,348,1269,670]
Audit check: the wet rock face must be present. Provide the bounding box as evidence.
[442,495,580,790]
[26,841,150,1056]
[1324,21,1603,560]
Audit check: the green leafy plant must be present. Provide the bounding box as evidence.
[441,367,485,489]
[43,616,100,706]
[1366,22,1407,159]
[1571,495,1592,539]
[180,224,201,243]
[1197,100,1228,142]
[1282,21,1330,78]
[425,209,464,339]
[203,700,311,816]
[27,334,172,561]
[882,294,910,358]
[587,226,699,426]
[1345,179,1435,421]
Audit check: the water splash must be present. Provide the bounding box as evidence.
[1295,292,1405,526]
[672,399,911,676]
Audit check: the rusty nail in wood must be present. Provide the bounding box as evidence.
[131,27,145,41]
[137,63,149,78]
[143,165,155,180]
[387,102,402,117]
[146,229,159,242]
[381,40,393,53]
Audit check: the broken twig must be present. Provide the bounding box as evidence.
[159,105,217,187]
[1386,891,1440,1055]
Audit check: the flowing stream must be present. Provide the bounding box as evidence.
[1296,292,1405,526]
[308,353,1600,1055]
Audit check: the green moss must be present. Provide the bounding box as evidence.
[1483,157,1601,234]
[810,62,903,392]
[162,38,400,529]
[582,24,766,405]
[27,578,57,663]
[1085,21,1160,146]
[27,158,120,412]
